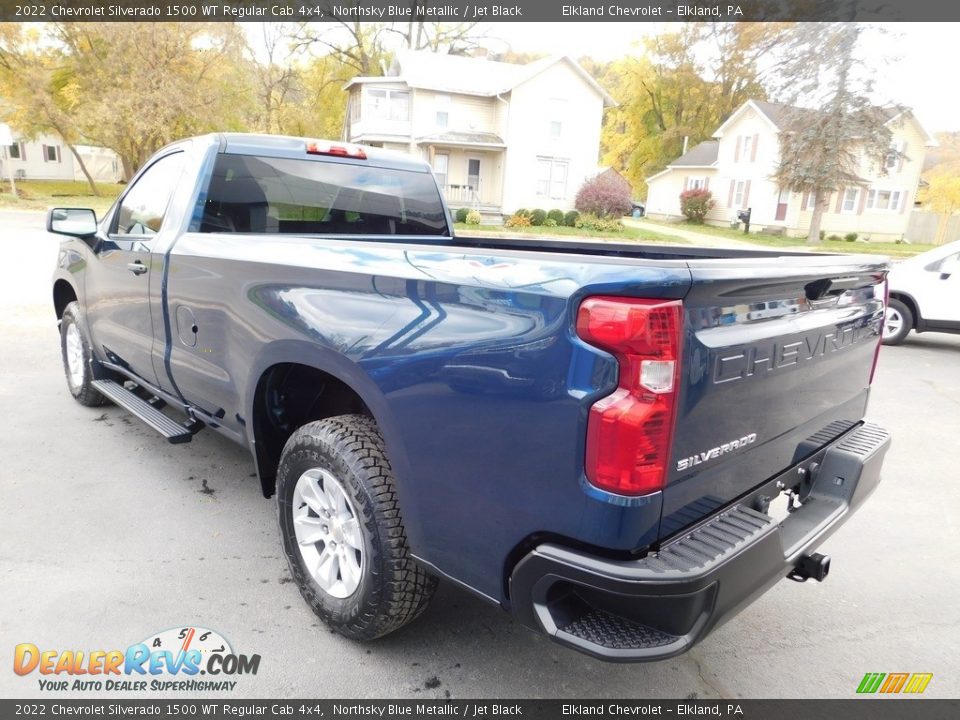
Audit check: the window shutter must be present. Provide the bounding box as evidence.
[56,146,61,163]
[897,141,907,172]
[750,134,759,162]
[703,177,709,190]
[857,189,867,215]
[727,179,735,207]
[42,144,48,162]
[743,180,751,208]
[835,189,844,213]
[802,191,810,209]
[19,142,25,161]
[734,136,742,162]
[900,190,908,214]
[683,177,689,191]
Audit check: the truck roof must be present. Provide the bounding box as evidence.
[203,133,432,173]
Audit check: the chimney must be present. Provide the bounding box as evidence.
[682,136,689,155]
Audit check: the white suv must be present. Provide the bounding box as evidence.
[883,240,960,345]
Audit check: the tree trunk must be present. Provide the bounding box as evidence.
[935,213,948,246]
[66,143,101,197]
[120,155,135,183]
[807,191,824,244]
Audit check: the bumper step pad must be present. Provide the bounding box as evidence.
[91,380,194,444]
[560,609,677,650]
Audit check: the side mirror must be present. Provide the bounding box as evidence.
[938,255,959,280]
[47,208,98,238]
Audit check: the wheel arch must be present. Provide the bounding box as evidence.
[244,341,407,500]
[888,291,921,330]
[53,278,78,323]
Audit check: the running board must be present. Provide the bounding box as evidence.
[91,380,195,444]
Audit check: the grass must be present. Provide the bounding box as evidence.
[0,179,124,215]
[454,222,688,244]
[643,218,936,258]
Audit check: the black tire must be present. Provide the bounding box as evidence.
[882,298,913,346]
[60,301,107,407]
[277,414,437,641]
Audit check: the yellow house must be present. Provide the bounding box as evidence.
[645,100,938,241]
[343,50,616,219]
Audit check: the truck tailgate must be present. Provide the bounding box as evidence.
[660,254,887,537]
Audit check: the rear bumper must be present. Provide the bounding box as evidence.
[509,421,890,662]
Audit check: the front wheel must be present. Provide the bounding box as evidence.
[276,414,437,640]
[60,302,106,406]
[882,298,913,346]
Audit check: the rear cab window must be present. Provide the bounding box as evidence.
[196,153,449,237]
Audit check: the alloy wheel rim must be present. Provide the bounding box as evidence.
[883,308,903,339]
[292,468,364,599]
[65,323,85,389]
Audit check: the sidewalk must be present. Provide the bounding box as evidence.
[625,218,774,250]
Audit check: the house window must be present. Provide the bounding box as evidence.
[741,135,753,161]
[44,144,61,162]
[349,94,361,122]
[885,140,904,170]
[548,98,566,140]
[435,94,450,129]
[8,142,24,159]
[841,188,859,213]
[433,153,449,188]
[866,189,902,211]
[686,177,706,191]
[367,88,409,121]
[805,192,818,210]
[536,157,569,200]
[733,180,746,207]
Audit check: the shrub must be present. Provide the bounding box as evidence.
[844,232,858,242]
[547,209,565,225]
[819,230,826,241]
[574,174,632,217]
[563,210,580,227]
[679,189,715,224]
[465,210,482,225]
[514,208,530,218]
[544,218,558,227]
[504,213,532,228]
[530,209,547,226]
[575,213,624,232]
[454,207,469,224]
[827,234,842,241]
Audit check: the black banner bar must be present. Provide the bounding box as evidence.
[2,700,959,719]
[4,0,960,23]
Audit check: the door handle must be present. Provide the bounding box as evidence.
[127,262,148,276]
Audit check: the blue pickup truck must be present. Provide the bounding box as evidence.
[49,134,891,661]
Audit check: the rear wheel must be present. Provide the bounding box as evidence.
[882,298,913,346]
[60,302,106,406]
[276,414,437,640]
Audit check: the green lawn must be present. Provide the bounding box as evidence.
[0,179,124,215]
[454,222,688,244]
[643,219,936,258]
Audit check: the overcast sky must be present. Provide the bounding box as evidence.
[471,22,957,134]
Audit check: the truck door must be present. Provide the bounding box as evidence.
[84,151,186,386]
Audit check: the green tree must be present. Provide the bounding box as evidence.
[773,24,898,244]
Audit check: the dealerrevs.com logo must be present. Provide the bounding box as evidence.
[13,626,260,692]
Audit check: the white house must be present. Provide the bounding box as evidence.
[343,50,616,217]
[0,129,75,181]
[645,100,938,241]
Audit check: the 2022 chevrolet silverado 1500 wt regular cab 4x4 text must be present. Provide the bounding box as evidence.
[48,134,891,661]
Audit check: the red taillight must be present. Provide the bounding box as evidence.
[306,141,367,159]
[576,296,683,496]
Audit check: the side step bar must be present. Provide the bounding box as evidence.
[91,380,195,444]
